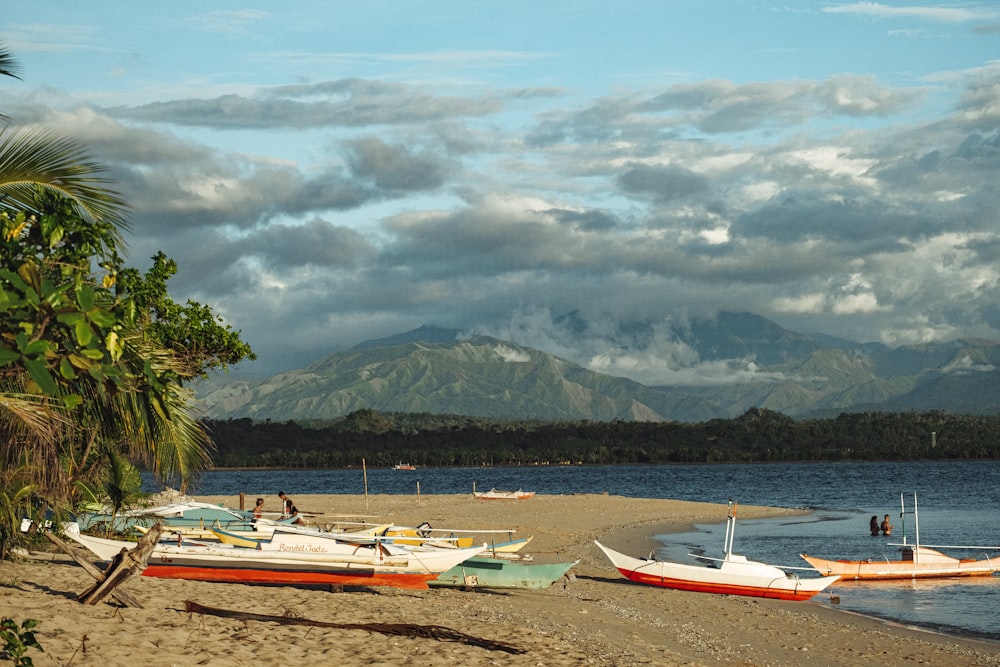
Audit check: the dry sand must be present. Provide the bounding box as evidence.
[3,493,999,666]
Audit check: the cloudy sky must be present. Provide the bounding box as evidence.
[3,2,1000,383]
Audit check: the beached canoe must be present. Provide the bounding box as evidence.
[484,535,532,553]
[596,541,838,601]
[135,516,336,542]
[63,523,486,590]
[595,500,840,601]
[472,489,536,500]
[429,556,578,589]
[341,523,525,551]
[76,500,298,534]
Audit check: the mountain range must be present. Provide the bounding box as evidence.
[194,312,1000,422]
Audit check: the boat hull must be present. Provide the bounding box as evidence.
[472,489,535,500]
[77,501,296,533]
[141,562,436,589]
[804,492,1000,581]
[429,557,578,590]
[485,535,532,553]
[801,550,1000,580]
[63,525,485,590]
[596,542,838,601]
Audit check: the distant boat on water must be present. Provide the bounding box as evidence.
[392,463,417,470]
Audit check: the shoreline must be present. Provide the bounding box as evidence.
[3,493,999,666]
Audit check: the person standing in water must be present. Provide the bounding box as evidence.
[870,515,879,536]
[881,514,893,535]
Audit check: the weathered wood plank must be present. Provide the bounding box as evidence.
[77,524,164,606]
[44,531,143,608]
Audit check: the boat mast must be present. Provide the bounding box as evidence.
[899,493,906,546]
[898,492,920,563]
[723,499,737,556]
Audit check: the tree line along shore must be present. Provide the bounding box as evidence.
[204,407,1000,468]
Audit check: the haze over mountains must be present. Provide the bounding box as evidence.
[195,312,1000,423]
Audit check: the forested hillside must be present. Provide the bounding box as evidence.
[196,317,1000,423]
[204,409,1000,469]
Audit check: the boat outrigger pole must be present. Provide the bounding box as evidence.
[899,493,920,556]
[889,492,1000,552]
[896,492,921,562]
[723,499,737,557]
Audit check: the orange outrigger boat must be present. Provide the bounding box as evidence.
[801,493,1000,581]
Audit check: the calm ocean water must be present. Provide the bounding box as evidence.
[153,460,1000,641]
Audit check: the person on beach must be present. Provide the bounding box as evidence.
[252,497,265,520]
[278,490,294,516]
[881,514,893,535]
[278,490,303,523]
[870,515,879,536]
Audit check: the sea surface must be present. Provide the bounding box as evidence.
[154,460,1000,641]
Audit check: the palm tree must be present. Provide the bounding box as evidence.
[0,44,216,555]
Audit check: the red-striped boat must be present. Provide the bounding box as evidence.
[595,500,839,601]
[63,523,485,590]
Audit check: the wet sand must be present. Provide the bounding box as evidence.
[3,493,998,666]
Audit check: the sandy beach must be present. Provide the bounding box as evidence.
[3,493,999,666]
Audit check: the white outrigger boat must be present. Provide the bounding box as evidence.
[596,500,839,601]
[62,523,486,590]
[801,493,1000,580]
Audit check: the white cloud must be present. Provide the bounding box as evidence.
[494,345,531,363]
[6,2,1000,379]
[822,3,992,23]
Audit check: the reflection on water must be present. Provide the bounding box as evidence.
[836,577,1000,638]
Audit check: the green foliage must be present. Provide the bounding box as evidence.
[0,618,43,667]
[0,43,248,553]
[205,409,1000,468]
[102,448,143,519]
[0,126,129,235]
[116,252,256,378]
[0,467,34,560]
[0,260,125,404]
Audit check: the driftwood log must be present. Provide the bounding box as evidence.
[44,531,143,608]
[76,524,164,606]
[183,600,527,655]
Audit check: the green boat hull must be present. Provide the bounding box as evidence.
[429,557,577,590]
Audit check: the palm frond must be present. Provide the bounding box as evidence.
[0,388,70,446]
[63,331,213,491]
[0,374,72,483]
[0,44,22,80]
[0,127,129,233]
[0,465,36,559]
